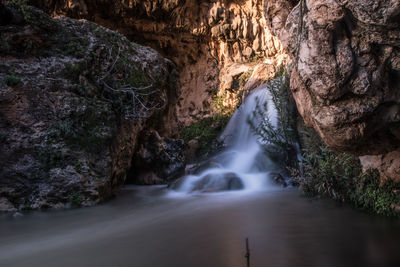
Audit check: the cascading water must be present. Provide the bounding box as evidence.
[172,84,283,194]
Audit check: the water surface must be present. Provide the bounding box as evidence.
[1,186,399,267]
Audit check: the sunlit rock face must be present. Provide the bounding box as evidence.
[34,0,290,124]
[0,7,178,210]
[266,0,400,180]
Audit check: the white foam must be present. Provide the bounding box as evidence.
[174,85,280,194]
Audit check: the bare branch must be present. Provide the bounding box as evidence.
[97,44,121,83]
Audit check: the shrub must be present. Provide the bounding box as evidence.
[0,131,8,143]
[8,0,31,21]
[249,71,299,167]
[5,75,21,86]
[65,41,85,58]
[70,193,82,208]
[248,70,399,217]
[291,137,400,217]
[38,145,65,171]
[180,114,230,155]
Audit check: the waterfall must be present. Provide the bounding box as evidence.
[172,84,282,194]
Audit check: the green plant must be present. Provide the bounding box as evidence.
[65,41,85,58]
[249,71,298,167]
[249,54,264,62]
[232,71,252,90]
[70,193,82,208]
[95,44,164,119]
[0,131,8,143]
[180,114,230,155]
[49,119,76,139]
[49,109,113,154]
[8,0,31,21]
[64,63,81,82]
[0,34,10,53]
[4,75,21,86]
[21,203,33,211]
[38,145,65,171]
[74,160,83,173]
[291,134,400,217]
[211,93,226,114]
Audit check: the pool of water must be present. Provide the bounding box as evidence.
[0,186,399,267]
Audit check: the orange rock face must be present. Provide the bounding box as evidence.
[34,0,289,124]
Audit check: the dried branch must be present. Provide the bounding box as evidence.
[97,44,121,83]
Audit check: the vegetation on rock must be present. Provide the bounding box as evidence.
[249,70,399,217]
[180,114,230,156]
[249,70,299,168]
[291,130,400,217]
[4,74,21,86]
[0,5,176,211]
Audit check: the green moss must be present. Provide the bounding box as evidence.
[64,63,82,82]
[69,193,82,208]
[65,41,86,58]
[232,71,252,91]
[49,105,114,153]
[180,114,230,155]
[249,54,264,62]
[8,0,31,21]
[4,75,21,86]
[127,68,149,88]
[74,160,84,173]
[0,131,8,143]
[38,145,65,171]
[0,34,10,53]
[21,204,33,212]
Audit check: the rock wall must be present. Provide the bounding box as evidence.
[264,0,400,180]
[0,6,178,211]
[33,0,290,124]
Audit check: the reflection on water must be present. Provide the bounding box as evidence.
[0,186,399,267]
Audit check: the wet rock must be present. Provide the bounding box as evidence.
[0,197,16,212]
[268,172,288,187]
[184,139,199,163]
[12,212,23,218]
[191,172,244,192]
[131,130,185,184]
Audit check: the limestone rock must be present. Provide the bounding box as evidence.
[0,7,178,211]
[274,0,400,157]
[33,0,288,124]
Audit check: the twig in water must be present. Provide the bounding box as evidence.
[245,237,250,267]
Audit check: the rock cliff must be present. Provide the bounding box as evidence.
[0,6,178,211]
[33,0,289,124]
[270,0,400,181]
[33,0,400,181]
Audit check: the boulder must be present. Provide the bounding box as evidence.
[130,130,185,184]
[0,7,178,211]
[191,172,244,192]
